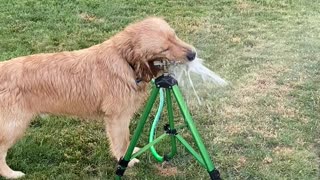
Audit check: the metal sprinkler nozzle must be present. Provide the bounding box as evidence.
[153,60,170,73]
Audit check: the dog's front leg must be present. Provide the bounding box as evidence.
[105,114,140,167]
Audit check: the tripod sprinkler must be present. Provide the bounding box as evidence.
[115,60,221,180]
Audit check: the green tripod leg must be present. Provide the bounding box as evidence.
[115,86,159,179]
[172,85,221,180]
[164,88,177,160]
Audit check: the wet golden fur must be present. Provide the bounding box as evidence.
[0,17,195,179]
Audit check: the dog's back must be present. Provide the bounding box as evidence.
[0,50,106,118]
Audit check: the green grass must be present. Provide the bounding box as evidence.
[1,0,320,179]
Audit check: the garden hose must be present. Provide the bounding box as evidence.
[148,88,165,162]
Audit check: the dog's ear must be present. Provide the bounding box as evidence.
[148,61,162,77]
[134,62,154,82]
[134,61,163,82]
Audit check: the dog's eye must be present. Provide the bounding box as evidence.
[159,48,169,53]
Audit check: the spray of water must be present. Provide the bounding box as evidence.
[169,57,228,105]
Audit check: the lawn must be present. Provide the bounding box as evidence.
[1,0,320,179]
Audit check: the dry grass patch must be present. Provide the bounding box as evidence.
[263,156,273,164]
[217,62,299,141]
[236,0,253,12]
[78,13,104,23]
[155,164,179,177]
[252,123,278,138]
[222,62,295,119]
[231,36,242,43]
[273,146,294,156]
[235,156,247,170]
[225,123,245,135]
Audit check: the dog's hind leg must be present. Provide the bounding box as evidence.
[105,113,140,167]
[0,110,33,179]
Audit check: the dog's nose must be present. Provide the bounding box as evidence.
[186,51,196,61]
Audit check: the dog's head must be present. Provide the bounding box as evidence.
[115,17,196,82]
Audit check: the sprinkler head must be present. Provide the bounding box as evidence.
[153,60,170,73]
[153,60,182,76]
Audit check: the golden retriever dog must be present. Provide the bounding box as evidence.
[0,17,196,179]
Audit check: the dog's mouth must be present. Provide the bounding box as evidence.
[135,58,185,82]
[150,58,182,69]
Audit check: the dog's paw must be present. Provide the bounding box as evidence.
[39,113,49,119]
[133,147,141,154]
[128,158,140,167]
[4,171,25,179]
